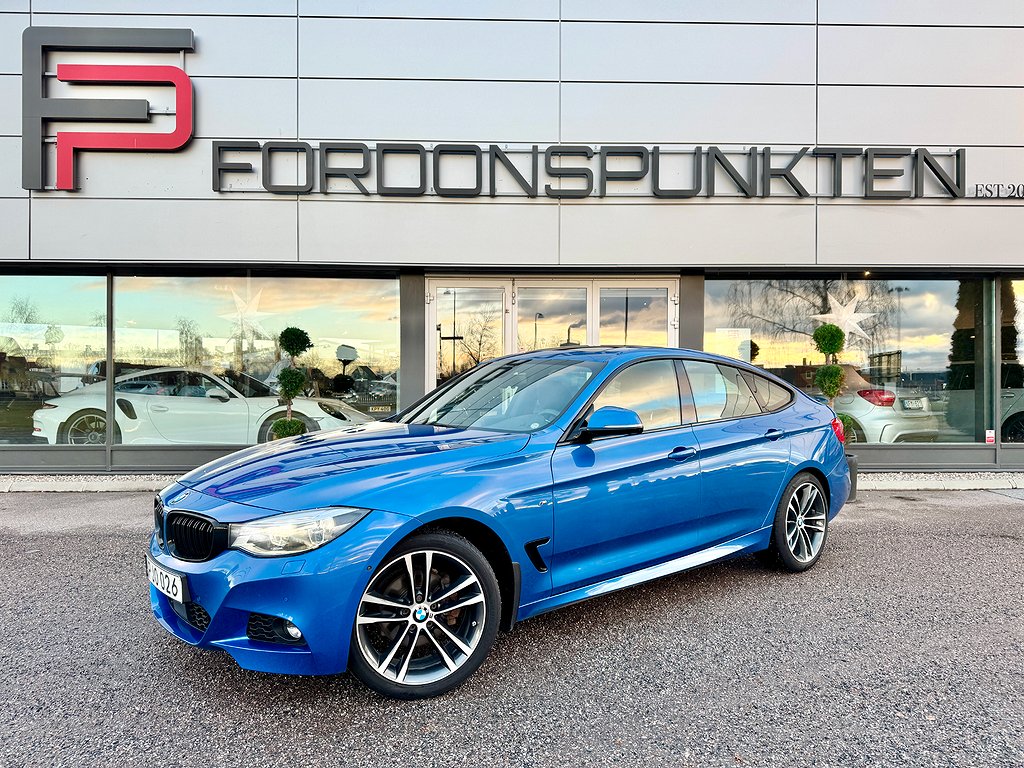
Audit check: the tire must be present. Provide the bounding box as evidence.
[349,530,501,700]
[760,472,829,573]
[256,412,316,443]
[1002,414,1024,443]
[58,409,121,445]
[845,419,866,445]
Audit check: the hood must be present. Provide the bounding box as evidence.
[176,421,530,515]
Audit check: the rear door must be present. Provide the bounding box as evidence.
[549,358,703,593]
[682,360,793,544]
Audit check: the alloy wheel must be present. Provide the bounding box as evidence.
[355,549,487,687]
[785,482,827,563]
[66,413,106,445]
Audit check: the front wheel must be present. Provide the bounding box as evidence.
[1002,414,1024,443]
[256,412,315,443]
[761,472,829,572]
[349,531,501,699]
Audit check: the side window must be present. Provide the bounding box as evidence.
[746,372,793,412]
[592,360,682,430]
[115,371,180,396]
[684,361,762,421]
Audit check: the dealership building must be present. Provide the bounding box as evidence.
[0,1,1022,473]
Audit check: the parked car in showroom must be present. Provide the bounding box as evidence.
[824,366,938,444]
[146,347,851,699]
[32,367,368,445]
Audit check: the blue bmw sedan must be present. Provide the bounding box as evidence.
[147,347,850,698]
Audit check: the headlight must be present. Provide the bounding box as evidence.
[317,401,349,420]
[228,507,369,557]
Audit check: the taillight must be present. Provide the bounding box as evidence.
[857,388,896,407]
[830,417,846,444]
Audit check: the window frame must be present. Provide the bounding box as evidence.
[680,359,797,426]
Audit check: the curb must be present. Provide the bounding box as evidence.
[0,479,174,493]
[859,478,1024,492]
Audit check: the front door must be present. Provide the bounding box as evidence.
[426,277,679,390]
[549,358,702,593]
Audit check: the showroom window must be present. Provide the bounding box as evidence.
[704,278,985,445]
[112,275,400,446]
[0,276,107,446]
[1001,278,1024,445]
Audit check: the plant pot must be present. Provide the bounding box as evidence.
[845,452,858,503]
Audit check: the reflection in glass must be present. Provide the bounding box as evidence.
[111,276,400,445]
[0,276,106,445]
[1002,279,1024,443]
[516,287,587,351]
[435,287,504,386]
[703,278,983,444]
[599,287,669,346]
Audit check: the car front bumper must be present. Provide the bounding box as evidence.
[148,508,413,676]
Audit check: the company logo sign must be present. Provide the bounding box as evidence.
[22,26,195,191]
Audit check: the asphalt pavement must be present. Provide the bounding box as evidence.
[0,490,1021,768]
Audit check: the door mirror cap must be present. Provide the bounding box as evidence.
[206,387,231,402]
[577,406,644,442]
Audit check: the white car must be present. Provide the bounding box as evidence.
[830,366,939,444]
[32,367,370,445]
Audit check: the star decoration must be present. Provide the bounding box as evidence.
[219,288,273,340]
[811,293,877,339]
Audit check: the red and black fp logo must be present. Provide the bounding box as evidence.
[22,27,195,191]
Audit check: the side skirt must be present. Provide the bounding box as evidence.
[516,526,771,622]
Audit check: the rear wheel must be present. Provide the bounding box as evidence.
[256,412,315,443]
[59,409,121,445]
[349,531,500,699]
[844,419,866,444]
[760,472,829,572]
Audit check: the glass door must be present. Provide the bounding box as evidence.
[427,281,510,389]
[596,280,678,347]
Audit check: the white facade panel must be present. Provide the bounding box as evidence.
[299,80,559,143]
[299,200,559,266]
[35,14,298,78]
[0,13,26,74]
[562,23,814,84]
[297,1,558,21]
[559,203,815,267]
[820,26,1024,87]
[31,199,298,261]
[32,1,296,15]
[818,86,1024,147]
[561,0,815,24]
[819,0,1024,26]
[818,205,1024,267]
[299,18,558,81]
[0,76,18,136]
[561,83,816,144]
[0,199,28,258]
[0,137,25,198]
[196,78,297,139]
[0,2,28,11]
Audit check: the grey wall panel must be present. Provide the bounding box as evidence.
[820,26,1024,87]
[818,205,1024,267]
[36,14,297,77]
[298,1,557,20]
[31,198,298,261]
[299,79,558,142]
[559,203,815,267]
[819,0,1024,26]
[0,76,18,136]
[562,22,814,84]
[819,87,1024,147]
[299,18,557,80]
[561,0,815,23]
[0,13,26,74]
[33,1,296,14]
[299,200,559,265]
[562,83,816,144]
[0,199,28,258]
[0,2,28,11]
[196,78,297,139]
[0,137,25,198]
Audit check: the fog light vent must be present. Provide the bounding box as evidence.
[246,613,306,646]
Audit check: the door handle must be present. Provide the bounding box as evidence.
[151,405,169,412]
[1003,392,1017,399]
[764,428,784,441]
[667,446,698,462]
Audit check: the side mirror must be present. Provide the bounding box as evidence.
[206,387,230,402]
[577,406,643,442]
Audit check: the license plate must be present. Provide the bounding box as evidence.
[901,398,923,410]
[147,556,185,603]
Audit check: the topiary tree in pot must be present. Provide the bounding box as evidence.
[812,322,846,409]
[271,326,313,440]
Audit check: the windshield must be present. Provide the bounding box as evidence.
[219,369,274,398]
[402,358,602,433]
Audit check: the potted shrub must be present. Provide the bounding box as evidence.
[271,326,313,440]
[812,322,857,501]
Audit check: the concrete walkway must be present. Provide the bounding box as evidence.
[3,472,1024,493]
